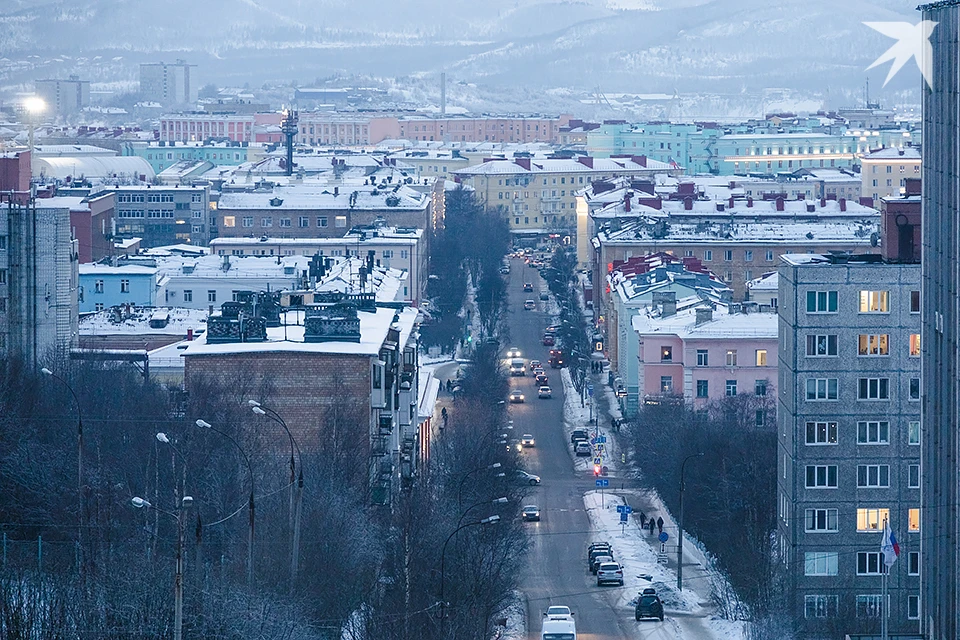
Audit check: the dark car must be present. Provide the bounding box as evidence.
[590,554,613,574]
[539,292,550,301]
[571,429,589,444]
[635,593,665,621]
[542,334,555,346]
[523,283,534,292]
[535,374,549,386]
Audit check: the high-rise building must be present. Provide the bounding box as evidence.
[35,76,90,116]
[919,2,960,638]
[140,61,196,107]
[777,251,921,637]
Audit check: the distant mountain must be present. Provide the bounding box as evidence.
[0,0,922,98]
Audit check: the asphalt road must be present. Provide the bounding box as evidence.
[503,256,642,640]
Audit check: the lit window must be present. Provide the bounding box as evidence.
[755,349,767,366]
[661,346,673,362]
[222,216,236,228]
[858,334,889,356]
[910,334,921,356]
[859,290,889,313]
[660,376,673,394]
[909,508,920,532]
[726,350,737,366]
[856,508,889,532]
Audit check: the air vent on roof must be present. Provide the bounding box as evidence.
[269,197,283,207]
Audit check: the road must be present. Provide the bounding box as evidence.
[503,256,636,640]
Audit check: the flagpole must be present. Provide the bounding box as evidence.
[881,518,888,640]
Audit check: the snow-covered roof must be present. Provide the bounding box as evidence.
[592,194,876,221]
[181,306,419,357]
[79,263,157,276]
[38,195,88,211]
[34,156,155,180]
[155,254,312,282]
[720,132,846,140]
[209,227,422,249]
[80,306,208,336]
[861,147,921,161]
[596,218,878,247]
[632,302,778,340]
[746,271,778,291]
[454,156,672,176]
[217,183,428,212]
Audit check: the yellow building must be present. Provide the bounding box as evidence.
[454,155,680,237]
[861,147,922,207]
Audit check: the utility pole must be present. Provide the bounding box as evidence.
[677,452,703,591]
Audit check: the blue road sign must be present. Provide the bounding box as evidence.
[620,513,629,523]
[616,505,626,513]
[587,385,594,397]
[597,435,607,444]
[596,479,603,487]
[590,437,598,445]
[659,532,669,543]
[593,457,602,465]
[595,478,609,488]
[624,506,632,514]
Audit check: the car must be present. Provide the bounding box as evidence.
[597,562,624,586]
[538,385,552,399]
[530,359,542,369]
[500,267,510,275]
[635,593,665,622]
[590,554,613,574]
[509,389,525,403]
[544,325,559,335]
[523,300,536,310]
[522,505,541,521]
[641,587,657,596]
[509,358,525,376]
[527,261,537,268]
[587,543,611,563]
[588,545,614,564]
[542,334,555,346]
[539,292,550,301]
[571,429,589,444]
[533,367,545,376]
[575,441,592,456]
[506,347,522,358]
[523,282,534,292]
[544,606,573,619]
[521,434,536,447]
[535,374,549,386]
[514,470,541,486]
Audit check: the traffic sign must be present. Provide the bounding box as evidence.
[658,532,669,543]
[594,457,602,465]
[595,478,609,487]
[590,437,598,445]
[624,506,632,514]
[616,505,626,513]
[620,513,629,523]
[587,385,594,397]
[597,435,607,444]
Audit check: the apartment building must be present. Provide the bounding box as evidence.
[860,147,922,207]
[35,76,90,116]
[103,184,211,247]
[777,253,921,637]
[398,115,570,144]
[140,61,196,107]
[296,113,400,146]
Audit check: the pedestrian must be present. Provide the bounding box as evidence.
[657,517,664,534]
[639,511,647,529]
[649,518,656,535]
[611,417,617,431]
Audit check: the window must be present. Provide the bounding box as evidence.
[909,508,920,532]
[94,280,104,293]
[222,215,236,228]
[857,465,890,488]
[908,552,920,575]
[723,249,733,261]
[806,465,838,488]
[183,290,193,302]
[857,508,889,532]
[858,378,889,400]
[859,290,889,313]
[261,217,272,228]
[120,279,130,293]
[805,508,838,532]
[703,250,712,261]
[857,421,889,444]
[908,421,920,445]
[804,551,839,575]
[806,334,838,356]
[725,380,737,397]
[806,290,838,313]
[660,376,673,394]
[726,350,738,366]
[755,409,765,426]
[744,250,753,262]
[806,421,838,445]
[696,349,708,366]
[696,380,709,398]
[910,290,920,313]
[766,250,774,261]
[335,216,347,228]
[94,303,104,312]
[755,349,767,366]
[805,595,838,619]
[207,290,216,303]
[242,216,253,228]
[856,594,885,616]
[755,379,768,396]
[660,346,673,362]
[857,553,884,575]
[909,464,920,488]
[908,595,920,620]
[806,378,839,400]
[318,216,328,228]
[910,378,921,400]
[299,216,309,228]
[858,334,889,356]
[910,334,921,356]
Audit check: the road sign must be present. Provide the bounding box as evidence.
[594,457,602,465]
[624,506,632,514]
[597,435,607,444]
[659,532,669,543]
[616,505,626,513]
[620,513,628,523]
[595,478,609,488]
[587,385,594,397]
[590,437,598,445]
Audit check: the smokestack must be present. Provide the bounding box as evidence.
[440,72,446,116]
[624,192,631,213]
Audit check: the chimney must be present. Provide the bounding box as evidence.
[684,196,693,211]
[632,155,647,167]
[904,178,921,196]
[728,181,736,190]
[806,203,816,213]
[578,156,594,169]
[514,157,531,171]
[820,196,826,208]
[839,198,847,212]
[728,196,734,209]
[662,299,677,317]
[747,197,753,208]
[776,197,785,212]
[695,307,713,325]
[624,192,631,213]
[860,197,874,207]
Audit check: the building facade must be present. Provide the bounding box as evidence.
[102,185,211,247]
[398,115,570,144]
[35,76,90,116]
[122,141,249,173]
[79,264,157,313]
[777,254,921,637]
[140,61,196,107]
[861,147,922,207]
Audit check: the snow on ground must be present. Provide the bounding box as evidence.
[493,590,526,640]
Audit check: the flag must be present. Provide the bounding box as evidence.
[668,157,680,170]
[881,522,900,567]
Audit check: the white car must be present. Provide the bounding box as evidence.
[575,441,592,456]
[509,389,525,403]
[597,562,624,586]
[523,299,536,310]
[538,385,552,399]
[521,434,536,447]
[544,606,573,619]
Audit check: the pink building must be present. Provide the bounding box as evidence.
[296,113,401,146]
[160,113,283,143]
[632,301,777,410]
[398,115,572,144]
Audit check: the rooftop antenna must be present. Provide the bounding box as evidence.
[280,108,299,177]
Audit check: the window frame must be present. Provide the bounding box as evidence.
[806,334,838,357]
[856,421,890,445]
[805,465,838,488]
[857,378,890,400]
[805,421,838,446]
[858,290,890,313]
[806,378,839,401]
[856,464,890,488]
[804,508,839,533]
[806,290,838,313]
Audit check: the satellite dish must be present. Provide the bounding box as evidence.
[870,232,879,247]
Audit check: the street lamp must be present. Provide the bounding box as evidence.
[457,462,502,511]
[23,96,44,159]
[195,419,255,587]
[677,452,704,592]
[456,497,508,530]
[132,495,193,640]
[248,400,304,594]
[439,515,500,633]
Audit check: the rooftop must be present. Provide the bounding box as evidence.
[862,147,921,161]
[596,218,879,247]
[217,183,428,212]
[80,306,208,337]
[632,301,778,341]
[454,156,672,176]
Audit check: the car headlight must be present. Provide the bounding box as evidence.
[517,444,522,451]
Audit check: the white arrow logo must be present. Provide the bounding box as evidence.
[864,21,938,89]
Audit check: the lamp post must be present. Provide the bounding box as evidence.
[195,419,255,588]
[133,495,193,640]
[456,497,508,530]
[248,400,303,595]
[457,462,502,511]
[40,367,84,575]
[439,516,500,636]
[677,452,704,592]
[23,96,44,169]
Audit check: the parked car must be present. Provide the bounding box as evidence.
[538,385,552,399]
[571,429,589,444]
[539,292,550,301]
[635,592,665,621]
[590,554,613,574]
[574,441,592,456]
[514,470,541,486]
[523,300,536,310]
[509,389,525,403]
[500,266,510,274]
[523,283,534,292]
[542,334,555,346]
[544,325,559,335]
[587,542,611,561]
[522,505,541,521]
[521,434,536,447]
[597,562,624,586]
